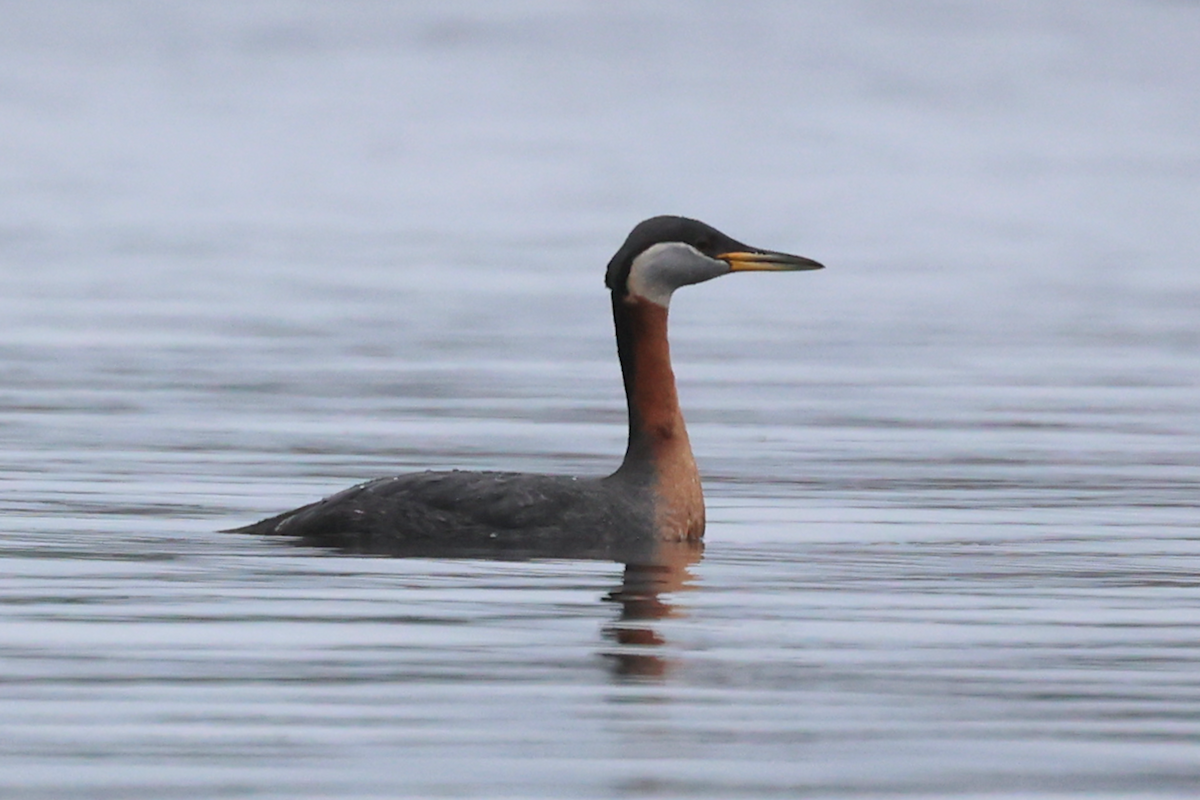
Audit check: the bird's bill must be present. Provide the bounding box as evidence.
[720,250,825,272]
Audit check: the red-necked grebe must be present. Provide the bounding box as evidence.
[230,216,823,555]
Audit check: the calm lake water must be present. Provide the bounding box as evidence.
[2,2,1199,798]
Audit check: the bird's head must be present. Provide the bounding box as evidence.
[604,216,823,307]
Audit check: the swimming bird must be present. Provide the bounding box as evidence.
[230,216,823,557]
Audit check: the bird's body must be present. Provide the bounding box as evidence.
[231,216,822,556]
[235,471,652,558]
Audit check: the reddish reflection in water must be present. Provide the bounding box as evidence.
[245,518,705,680]
[603,540,702,679]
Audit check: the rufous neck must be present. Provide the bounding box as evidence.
[610,292,705,539]
[611,294,686,472]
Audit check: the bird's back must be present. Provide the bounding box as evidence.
[232,469,656,558]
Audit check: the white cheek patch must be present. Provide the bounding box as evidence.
[626,242,729,307]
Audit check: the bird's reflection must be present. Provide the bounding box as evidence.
[601,539,701,679]
[264,529,701,680]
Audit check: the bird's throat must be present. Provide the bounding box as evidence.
[612,294,705,540]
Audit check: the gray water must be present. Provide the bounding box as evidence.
[3,2,1200,797]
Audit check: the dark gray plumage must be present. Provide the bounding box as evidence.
[236,470,656,559]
